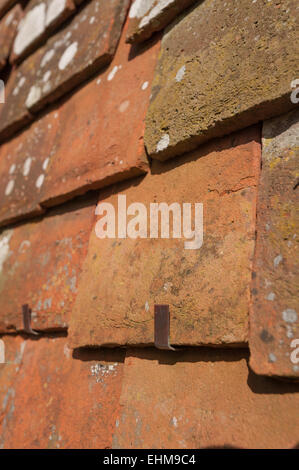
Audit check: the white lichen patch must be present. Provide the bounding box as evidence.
[90,362,118,383]
[139,0,174,28]
[119,100,130,113]
[35,174,45,189]
[14,4,46,56]
[175,65,186,82]
[22,157,32,177]
[129,0,155,18]
[107,65,120,81]
[43,157,50,171]
[58,41,78,70]
[43,70,52,82]
[40,49,55,68]
[46,0,66,27]
[0,230,13,273]
[156,133,170,152]
[5,180,15,196]
[282,309,297,324]
[5,11,14,26]
[26,85,42,109]
[12,76,26,96]
[9,164,16,175]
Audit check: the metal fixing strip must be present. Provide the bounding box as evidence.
[154,304,176,351]
[22,304,39,335]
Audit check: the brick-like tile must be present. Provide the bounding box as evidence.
[126,0,197,44]
[0,3,22,71]
[0,65,35,142]
[0,0,130,142]
[0,336,125,448]
[145,0,298,161]
[69,126,261,348]
[0,21,160,226]
[0,109,61,227]
[0,196,96,333]
[113,349,299,449]
[40,19,160,207]
[0,0,17,18]
[250,110,299,380]
[10,0,76,64]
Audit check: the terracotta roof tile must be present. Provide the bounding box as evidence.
[0,0,130,142]
[145,0,298,161]
[10,0,76,65]
[0,3,23,71]
[0,0,17,18]
[0,196,96,333]
[249,109,299,380]
[0,336,125,448]
[113,348,299,449]
[126,0,197,44]
[0,108,60,227]
[0,19,160,226]
[69,126,260,348]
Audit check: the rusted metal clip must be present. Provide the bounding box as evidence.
[22,304,39,335]
[154,304,176,351]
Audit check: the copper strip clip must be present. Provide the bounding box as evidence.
[154,304,176,351]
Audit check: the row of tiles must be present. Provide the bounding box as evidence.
[0,0,297,157]
[0,109,298,379]
[0,8,160,228]
[0,335,298,449]
[0,0,196,70]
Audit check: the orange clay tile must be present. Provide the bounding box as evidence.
[0,0,130,142]
[0,18,160,226]
[69,126,261,348]
[113,348,299,449]
[0,196,96,333]
[0,335,125,448]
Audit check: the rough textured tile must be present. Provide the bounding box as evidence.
[0,110,61,227]
[0,65,35,142]
[69,126,261,348]
[145,0,298,161]
[40,19,160,207]
[126,0,197,44]
[0,197,96,333]
[0,336,125,448]
[0,0,17,18]
[10,0,76,64]
[0,4,22,71]
[250,110,299,380]
[113,349,299,449]
[0,0,129,142]
[0,23,159,225]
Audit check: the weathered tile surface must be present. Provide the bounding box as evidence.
[113,349,299,449]
[0,109,61,227]
[250,110,299,380]
[0,197,96,333]
[0,3,22,70]
[0,21,160,225]
[0,0,130,141]
[0,66,34,142]
[126,0,197,44]
[0,0,17,18]
[10,0,76,64]
[69,126,261,348]
[0,336,125,448]
[40,19,160,207]
[145,0,298,161]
